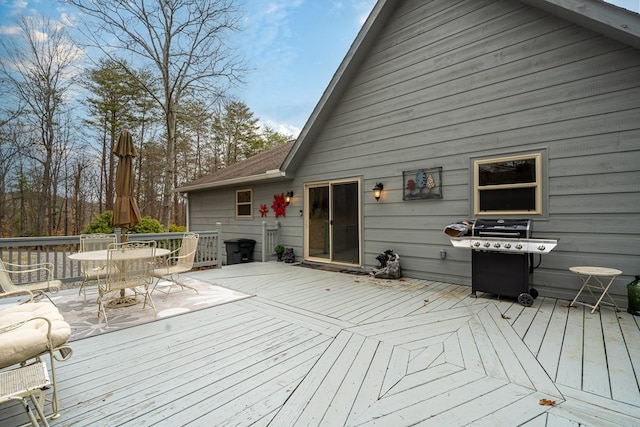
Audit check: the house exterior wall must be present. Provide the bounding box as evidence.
[187,182,301,263]
[287,0,640,302]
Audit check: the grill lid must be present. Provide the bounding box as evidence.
[472,219,531,238]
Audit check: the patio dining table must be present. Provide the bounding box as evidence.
[68,247,170,263]
[68,247,170,307]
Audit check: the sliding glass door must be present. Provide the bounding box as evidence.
[306,179,361,265]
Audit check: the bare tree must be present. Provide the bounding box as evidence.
[67,0,246,228]
[0,16,80,235]
[0,125,21,236]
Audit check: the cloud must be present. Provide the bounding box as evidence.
[241,0,303,56]
[259,119,300,138]
[0,24,21,35]
[3,0,29,15]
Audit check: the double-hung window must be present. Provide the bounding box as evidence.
[474,153,542,215]
[236,189,252,217]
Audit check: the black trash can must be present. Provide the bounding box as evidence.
[224,238,256,264]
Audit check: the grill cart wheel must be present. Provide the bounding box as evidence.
[518,292,534,307]
[529,288,539,299]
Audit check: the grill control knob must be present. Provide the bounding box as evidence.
[494,242,501,248]
[504,243,512,249]
[515,243,523,250]
[474,241,481,247]
[537,245,546,251]
[484,242,491,248]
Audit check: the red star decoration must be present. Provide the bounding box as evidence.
[271,193,286,218]
[259,204,268,217]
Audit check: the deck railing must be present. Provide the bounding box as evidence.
[261,221,281,262]
[0,224,223,285]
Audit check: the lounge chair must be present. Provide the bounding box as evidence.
[0,258,61,304]
[0,289,73,422]
[0,360,51,426]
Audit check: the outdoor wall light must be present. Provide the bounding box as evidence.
[285,191,294,205]
[372,183,384,202]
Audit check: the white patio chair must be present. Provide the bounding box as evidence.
[0,258,61,305]
[0,292,73,422]
[98,241,157,328]
[152,232,200,298]
[78,233,117,301]
[0,361,51,427]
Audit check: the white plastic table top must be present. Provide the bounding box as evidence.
[68,247,170,261]
[569,266,622,277]
[569,266,622,313]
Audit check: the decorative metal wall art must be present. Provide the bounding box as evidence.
[271,193,287,217]
[403,167,442,200]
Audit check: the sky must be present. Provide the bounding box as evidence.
[0,0,638,138]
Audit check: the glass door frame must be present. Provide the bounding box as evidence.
[303,177,362,267]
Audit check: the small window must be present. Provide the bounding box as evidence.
[474,153,542,215]
[236,189,252,217]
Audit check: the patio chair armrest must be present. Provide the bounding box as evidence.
[155,247,180,264]
[164,248,197,266]
[0,314,72,369]
[81,262,107,278]
[2,261,57,280]
[0,289,36,303]
[54,344,73,362]
[0,316,52,343]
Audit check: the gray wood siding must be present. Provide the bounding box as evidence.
[189,183,302,262]
[290,0,640,301]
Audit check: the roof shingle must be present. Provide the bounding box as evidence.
[176,140,295,192]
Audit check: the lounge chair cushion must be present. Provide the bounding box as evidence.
[0,302,71,368]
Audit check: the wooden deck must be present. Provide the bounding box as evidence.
[1,262,639,426]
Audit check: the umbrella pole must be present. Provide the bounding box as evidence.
[120,230,127,298]
[106,229,139,307]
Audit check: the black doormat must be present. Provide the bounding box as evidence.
[296,262,369,275]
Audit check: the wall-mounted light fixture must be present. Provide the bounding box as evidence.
[285,191,294,205]
[372,183,384,202]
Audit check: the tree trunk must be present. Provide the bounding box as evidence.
[162,106,177,229]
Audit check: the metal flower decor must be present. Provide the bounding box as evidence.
[271,193,287,218]
[403,167,442,200]
[259,204,268,217]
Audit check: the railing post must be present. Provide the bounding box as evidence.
[261,221,267,262]
[216,222,223,267]
[275,220,281,246]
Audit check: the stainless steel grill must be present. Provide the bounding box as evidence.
[449,219,558,306]
[450,219,557,254]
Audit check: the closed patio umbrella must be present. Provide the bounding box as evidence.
[112,129,142,232]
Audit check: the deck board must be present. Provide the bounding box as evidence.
[268,330,353,426]
[345,340,393,424]
[354,372,504,426]
[582,309,612,397]
[618,313,640,387]
[1,262,639,426]
[321,337,380,426]
[476,307,535,389]
[556,304,585,389]
[601,308,640,406]
[536,299,569,381]
[424,387,550,427]
[523,297,556,356]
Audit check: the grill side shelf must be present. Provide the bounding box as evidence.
[449,237,558,254]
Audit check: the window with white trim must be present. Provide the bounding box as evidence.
[236,189,252,217]
[474,153,542,215]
